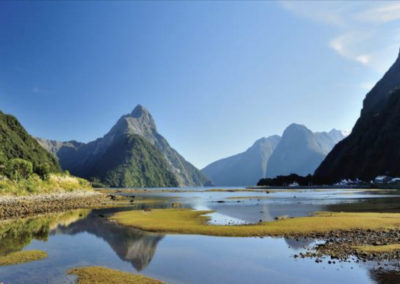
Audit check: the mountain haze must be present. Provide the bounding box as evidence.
[202,136,280,186]
[315,49,400,182]
[266,124,340,178]
[203,124,345,186]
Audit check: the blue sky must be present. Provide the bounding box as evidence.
[1,1,399,168]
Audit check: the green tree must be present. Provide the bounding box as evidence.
[35,163,51,180]
[5,159,33,181]
[0,151,6,176]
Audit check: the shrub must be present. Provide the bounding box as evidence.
[35,163,51,180]
[5,159,33,181]
[25,174,41,193]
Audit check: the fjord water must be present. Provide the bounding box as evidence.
[1,189,400,284]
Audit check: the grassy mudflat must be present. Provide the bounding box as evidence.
[110,209,400,237]
[0,250,47,265]
[354,244,400,253]
[69,266,164,284]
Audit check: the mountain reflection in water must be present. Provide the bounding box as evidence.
[53,208,164,271]
[1,190,400,284]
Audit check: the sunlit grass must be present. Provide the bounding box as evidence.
[110,209,400,237]
[354,244,400,253]
[68,266,164,284]
[0,250,47,266]
[0,173,92,196]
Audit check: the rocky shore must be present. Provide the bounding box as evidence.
[0,191,111,219]
[291,229,400,264]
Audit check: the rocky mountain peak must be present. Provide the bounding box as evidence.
[131,104,150,117]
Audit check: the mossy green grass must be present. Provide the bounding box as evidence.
[354,244,400,253]
[0,250,47,265]
[110,209,400,237]
[68,266,164,284]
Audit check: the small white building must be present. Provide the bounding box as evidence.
[374,175,391,184]
[389,177,400,183]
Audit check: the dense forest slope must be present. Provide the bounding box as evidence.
[0,110,60,172]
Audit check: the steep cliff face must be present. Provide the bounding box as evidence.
[202,136,281,186]
[315,50,400,182]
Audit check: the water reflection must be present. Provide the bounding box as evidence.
[369,269,400,284]
[0,210,89,256]
[284,237,314,250]
[1,190,400,283]
[54,208,164,271]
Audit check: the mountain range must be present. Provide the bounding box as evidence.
[202,124,345,186]
[202,136,280,187]
[315,49,400,182]
[38,105,210,187]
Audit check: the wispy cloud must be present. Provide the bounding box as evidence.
[280,1,400,73]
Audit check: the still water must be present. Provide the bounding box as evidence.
[0,189,400,284]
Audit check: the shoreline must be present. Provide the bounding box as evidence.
[0,191,112,219]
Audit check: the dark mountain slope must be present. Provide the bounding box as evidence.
[315,50,400,182]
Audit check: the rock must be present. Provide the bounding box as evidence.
[274,215,289,221]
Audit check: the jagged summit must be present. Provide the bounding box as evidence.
[131,104,150,117]
[107,105,157,139]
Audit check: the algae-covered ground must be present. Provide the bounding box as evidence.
[354,244,400,253]
[110,208,400,237]
[0,250,47,266]
[69,266,164,284]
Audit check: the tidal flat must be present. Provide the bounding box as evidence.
[1,188,400,283]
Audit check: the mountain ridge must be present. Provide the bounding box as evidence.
[202,135,280,186]
[203,124,345,186]
[39,105,209,187]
